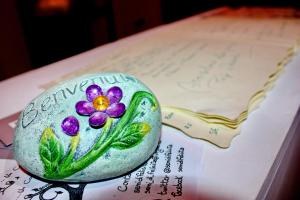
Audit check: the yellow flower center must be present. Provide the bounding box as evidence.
[93,96,110,111]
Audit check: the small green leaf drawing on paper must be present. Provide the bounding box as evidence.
[39,84,158,179]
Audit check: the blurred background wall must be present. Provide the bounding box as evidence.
[0,0,299,80]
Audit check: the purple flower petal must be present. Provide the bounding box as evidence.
[106,86,123,104]
[86,84,103,102]
[106,103,125,118]
[61,116,79,136]
[89,112,107,127]
[76,101,95,115]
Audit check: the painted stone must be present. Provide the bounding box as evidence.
[13,73,161,182]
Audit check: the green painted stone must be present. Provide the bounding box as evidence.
[13,73,161,182]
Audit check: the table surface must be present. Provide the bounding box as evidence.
[1,7,300,200]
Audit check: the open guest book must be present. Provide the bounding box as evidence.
[46,7,300,148]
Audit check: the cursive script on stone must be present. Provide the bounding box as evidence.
[21,74,137,129]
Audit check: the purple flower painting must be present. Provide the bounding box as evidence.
[75,84,126,127]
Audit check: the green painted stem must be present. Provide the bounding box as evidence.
[52,118,113,179]
[47,91,158,179]
[58,134,80,171]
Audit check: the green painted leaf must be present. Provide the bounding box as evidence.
[39,127,64,176]
[111,122,151,150]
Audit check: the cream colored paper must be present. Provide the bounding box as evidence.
[45,8,300,147]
